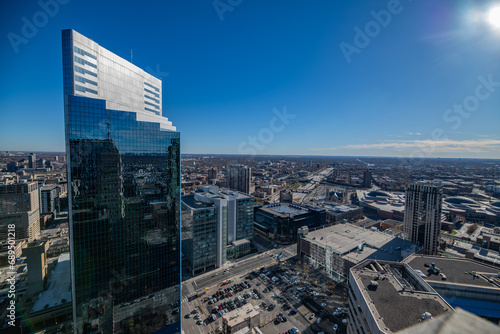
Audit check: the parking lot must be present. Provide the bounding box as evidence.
[182,256,348,334]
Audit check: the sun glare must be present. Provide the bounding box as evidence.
[488,6,500,28]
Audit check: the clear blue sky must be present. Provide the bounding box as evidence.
[1,0,500,158]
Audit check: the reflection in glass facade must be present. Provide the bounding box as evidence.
[63,29,181,334]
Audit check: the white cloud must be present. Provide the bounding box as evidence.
[313,139,500,153]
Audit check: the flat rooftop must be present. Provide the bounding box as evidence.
[397,307,500,334]
[484,233,500,244]
[232,239,250,247]
[266,203,308,215]
[31,253,71,313]
[304,223,416,262]
[41,184,58,191]
[404,255,500,288]
[181,194,214,210]
[352,261,452,333]
[222,304,260,328]
[191,186,253,204]
[356,189,405,213]
[329,204,359,213]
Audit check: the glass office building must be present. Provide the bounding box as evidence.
[181,186,253,275]
[62,29,181,334]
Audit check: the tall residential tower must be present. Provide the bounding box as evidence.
[63,29,181,333]
[226,164,252,195]
[403,183,442,255]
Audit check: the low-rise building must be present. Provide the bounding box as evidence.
[478,232,500,252]
[254,202,325,244]
[310,202,363,224]
[47,238,70,258]
[443,197,499,224]
[380,219,404,231]
[298,223,417,281]
[222,304,260,334]
[25,253,72,331]
[356,190,405,221]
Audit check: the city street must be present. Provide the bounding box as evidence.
[184,244,297,298]
[181,242,348,334]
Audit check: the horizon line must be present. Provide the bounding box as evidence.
[2,150,500,161]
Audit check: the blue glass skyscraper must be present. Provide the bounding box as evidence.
[62,29,181,334]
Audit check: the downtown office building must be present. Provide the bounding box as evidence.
[181,186,254,275]
[63,29,181,333]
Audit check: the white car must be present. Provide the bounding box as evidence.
[333,324,338,331]
[316,317,322,324]
[309,313,315,320]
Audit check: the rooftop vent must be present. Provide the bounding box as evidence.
[369,281,379,287]
[422,312,432,320]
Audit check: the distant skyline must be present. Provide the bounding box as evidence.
[1,0,500,158]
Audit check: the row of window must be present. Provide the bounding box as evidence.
[74,55,97,69]
[75,65,98,78]
[145,94,160,104]
[75,75,98,87]
[144,81,159,92]
[144,87,159,98]
[75,84,98,95]
[145,107,160,115]
[74,45,97,60]
[145,101,160,109]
